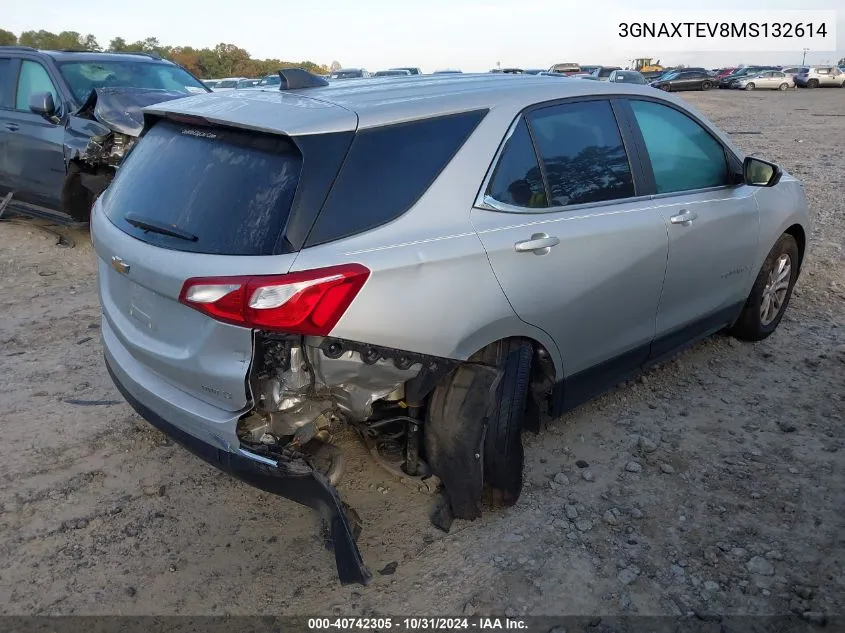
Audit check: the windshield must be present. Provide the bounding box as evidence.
[661,72,679,80]
[258,75,281,86]
[216,79,238,88]
[57,60,207,102]
[332,70,363,79]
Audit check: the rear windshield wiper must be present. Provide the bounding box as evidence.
[124,214,198,242]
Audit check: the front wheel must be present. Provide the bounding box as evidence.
[744,83,755,91]
[730,234,800,341]
[807,79,819,88]
[778,82,789,91]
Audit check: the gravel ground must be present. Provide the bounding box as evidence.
[0,88,843,618]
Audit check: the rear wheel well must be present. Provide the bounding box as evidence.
[784,224,806,270]
[466,336,556,431]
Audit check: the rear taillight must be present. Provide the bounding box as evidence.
[178,264,370,335]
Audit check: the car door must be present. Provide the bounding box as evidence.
[471,98,669,405]
[2,58,67,211]
[0,57,21,199]
[671,72,691,90]
[624,98,760,360]
[755,71,774,88]
[825,67,843,86]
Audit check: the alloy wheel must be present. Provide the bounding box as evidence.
[760,254,792,326]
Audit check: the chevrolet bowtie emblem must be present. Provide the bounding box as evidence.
[111,256,130,274]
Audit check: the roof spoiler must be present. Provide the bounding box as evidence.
[278,68,329,90]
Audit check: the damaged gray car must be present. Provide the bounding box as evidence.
[94,69,808,585]
[0,47,209,222]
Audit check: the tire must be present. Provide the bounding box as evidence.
[701,81,712,90]
[744,83,755,91]
[778,83,789,91]
[480,338,533,506]
[730,234,800,341]
[840,80,845,88]
[807,79,819,88]
[660,84,671,92]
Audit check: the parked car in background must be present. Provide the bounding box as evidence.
[331,68,370,79]
[716,67,737,78]
[92,69,809,587]
[257,74,281,87]
[794,66,845,88]
[549,62,581,75]
[650,70,716,91]
[432,69,463,74]
[0,47,210,222]
[523,69,545,75]
[579,65,600,75]
[202,79,220,89]
[718,67,779,88]
[733,70,794,91]
[390,67,421,75]
[607,69,648,84]
[211,77,245,91]
[236,78,261,89]
[373,69,411,77]
[591,66,622,81]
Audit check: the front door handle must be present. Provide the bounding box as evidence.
[514,233,560,255]
[4,123,19,132]
[669,209,698,226]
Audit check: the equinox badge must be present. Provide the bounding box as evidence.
[111,256,130,275]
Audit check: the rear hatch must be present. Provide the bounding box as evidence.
[93,99,356,411]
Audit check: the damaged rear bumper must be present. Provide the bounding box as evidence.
[104,356,372,585]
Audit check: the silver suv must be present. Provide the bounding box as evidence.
[93,70,810,585]
[794,66,845,88]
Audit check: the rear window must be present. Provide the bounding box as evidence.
[103,119,302,255]
[305,109,487,247]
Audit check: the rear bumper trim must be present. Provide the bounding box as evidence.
[105,355,372,586]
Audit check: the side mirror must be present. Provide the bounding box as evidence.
[29,92,57,118]
[744,156,782,187]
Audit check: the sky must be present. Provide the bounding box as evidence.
[5,0,844,72]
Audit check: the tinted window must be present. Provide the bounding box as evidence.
[527,100,635,207]
[16,61,59,111]
[306,110,487,247]
[103,120,302,255]
[0,58,13,109]
[630,100,728,194]
[487,118,547,208]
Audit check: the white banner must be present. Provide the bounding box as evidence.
[613,10,838,52]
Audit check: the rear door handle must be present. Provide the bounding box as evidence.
[514,233,560,254]
[4,123,19,132]
[669,209,698,226]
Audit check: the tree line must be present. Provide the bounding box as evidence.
[0,28,337,78]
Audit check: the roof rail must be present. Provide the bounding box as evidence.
[278,68,329,90]
[0,45,38,52]
[105,50,162,60]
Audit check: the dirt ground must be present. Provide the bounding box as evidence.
[1,89,843,619]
